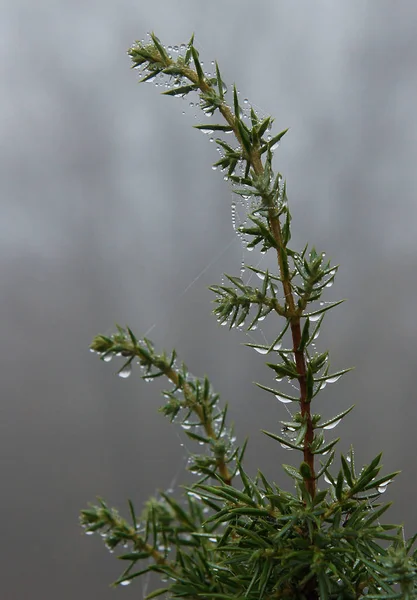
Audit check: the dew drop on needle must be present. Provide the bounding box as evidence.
[253,347,268,354]
[323,418,341,430]
[275,394,292,404]
[118,364,132,378]
[326,375,341,384]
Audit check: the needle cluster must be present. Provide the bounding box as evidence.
[81,33,417,599]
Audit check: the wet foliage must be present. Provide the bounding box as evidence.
[81,33,417,599]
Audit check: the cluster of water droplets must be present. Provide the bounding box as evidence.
[279,421,300,450]
[166,43,187,54]
[135,36,217,120]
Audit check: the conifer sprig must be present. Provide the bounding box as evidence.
[90,325,237,485]
[129,31,338,497]
[81,33,417,599]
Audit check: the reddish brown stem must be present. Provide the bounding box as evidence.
[179,64,316,495]
[269,215,316,498]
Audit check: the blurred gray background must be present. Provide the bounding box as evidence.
[2,1,417,598]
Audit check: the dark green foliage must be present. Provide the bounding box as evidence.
[81,33,417,599]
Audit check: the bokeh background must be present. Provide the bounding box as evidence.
[2,1,417,598]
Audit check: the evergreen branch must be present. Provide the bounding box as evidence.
[90,328,234,485]
[80,32,417,599]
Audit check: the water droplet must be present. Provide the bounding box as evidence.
[256,272,265,280]
[253,347,268,354]
[103,354,112,362]
[212,165,217,170]
[275,394,292,404]
[173,45,179,53]
[324,473,332,484]
[188,491,202,501]
[209,137,214,143]
[181,422,192,430]
[309,314,321,322]
[280,442,293,450]
[323,418,341,430]
[325,281,333,288]
[118,364,132,378]
[120,580,131,587]
[273,342,282,350]
[243,98,249,104]
[326,375,342,384]
[271,142,280,151]
[282,425,296,432]
[85,530,94,536]
[189,102,194,107]
[377,479,392,494]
